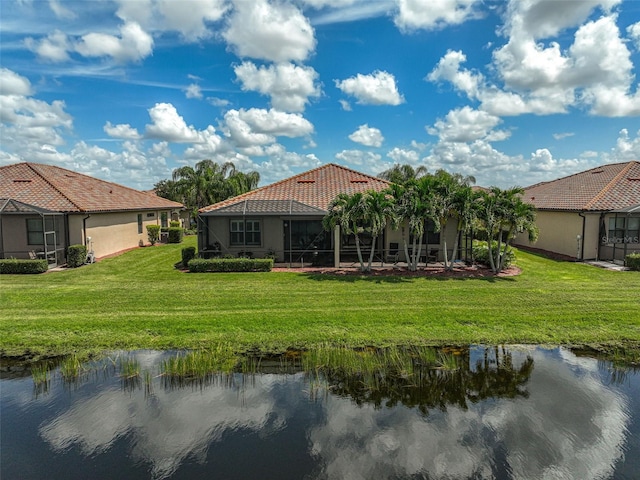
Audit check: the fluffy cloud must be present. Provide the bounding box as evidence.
[0,68,33,96]
[335,70,404,106]
[24,30,71,62]
[394,0,481,32]
[348,124,384,147]
[426,107,508,143]
[104,122,142,140]
[155,0,228,41]
[184,83,203,99]
[145,103,199,143]
[234,62,321,112]
[628,22,640,50]
[74,22,153,63]
[386,147,421,164]
[223,0,316,63]
[335,149,383,168]
[222,108,314,148]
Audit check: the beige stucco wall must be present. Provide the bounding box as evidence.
[384,219,458,262]
[69,210,169,259]
[514,210,601,260]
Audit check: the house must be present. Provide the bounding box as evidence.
[198,163,455,267]
[0,162,183,267]
[514,161,640,263]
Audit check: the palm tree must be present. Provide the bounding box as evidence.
[323,192,368,270]
[431,170,463,270]
[361,190,394,272]
[378,164,428,185]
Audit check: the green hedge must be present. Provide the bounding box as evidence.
[181,246,196,266]
[0,258,48,274]
[626,253,640,271]
[67,244,88,268]
[168,227,183,244]
[472,241,515,268]
[188,258,273,273]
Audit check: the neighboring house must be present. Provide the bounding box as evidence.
[514,161,640,263]
[0,162,183,267]
[198,163,455,267]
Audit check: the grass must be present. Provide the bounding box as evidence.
[1,235,639,359]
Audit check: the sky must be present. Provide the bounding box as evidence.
[1,0,640,191]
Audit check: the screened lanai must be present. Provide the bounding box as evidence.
[0,198,67,268]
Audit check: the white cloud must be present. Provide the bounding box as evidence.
[348,124,384,147]
[156,0,228,41]
[335,70,404,106]
[0,68,33,96]
[386,147,420,164]
[335,149,382,167]
[48,0,76,20]
[145,103,199,143]
[104,122,142,140]
[628,22,640,50]
[300,0,359,8]
[394,0,481,32]
[426,107,507,143]
[24,30,71,62]
[223,0,316,63]
[183,126,226,159]
[553,132,575,140]
[339,99,352,111]
[184,83,203,99]
[207,97,231,108]
[234,61,321,112]
[74,22,153,63]
[604,128,640,162]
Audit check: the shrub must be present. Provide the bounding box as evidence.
[472,241,515,268]
[67,244,88,268]
[188,258,273,273]
[170,220,181,228]
[168,227,183,244]
[626,253,640,271]
[147,225,161,245]
[0,258,48,274]
[181,246,196,266]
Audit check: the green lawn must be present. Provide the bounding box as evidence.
[1,235,639,359]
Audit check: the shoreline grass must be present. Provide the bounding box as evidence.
[1,235,639,360]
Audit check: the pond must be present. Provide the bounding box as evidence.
[1,346,639,480]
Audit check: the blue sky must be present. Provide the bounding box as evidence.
[1,0,640,191]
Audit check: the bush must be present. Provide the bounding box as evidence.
[181,246,196,266]
[0,258,48,274]
[147,225,161,245]
[67,244,88,268]
[472,241,515,268]
[626,253,640,271]
[170,220,181,228]
[188,258,273,273]
[167,227,183,244]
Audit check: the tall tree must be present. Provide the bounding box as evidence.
[378,164,428,185]
[323,192,369,272]
[361,190,394,272]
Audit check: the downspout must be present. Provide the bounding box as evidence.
[83,214,91,245]
[578,211,586,261]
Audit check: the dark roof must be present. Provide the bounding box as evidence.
[523,161,640,211]
[200,163,390,215]
[0,163,183,213]
[0,198,61,214]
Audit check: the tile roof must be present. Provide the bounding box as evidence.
[523,161,640,211]
[200,163,391,214]
[0,163,183,213]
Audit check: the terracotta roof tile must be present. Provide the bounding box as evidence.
[200,163,391,214]
[0,163,183,213]
[523,161,640,211]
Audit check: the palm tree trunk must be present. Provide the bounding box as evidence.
[447,223,461,271]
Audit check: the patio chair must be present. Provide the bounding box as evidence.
[385,243,400,265]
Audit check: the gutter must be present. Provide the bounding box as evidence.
[83,214,91,245]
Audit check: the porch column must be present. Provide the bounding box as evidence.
[333,225,340,268]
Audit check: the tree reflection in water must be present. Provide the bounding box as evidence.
[301,346,535,414]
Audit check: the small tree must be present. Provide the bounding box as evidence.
[146,225,161,245]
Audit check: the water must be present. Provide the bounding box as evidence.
[1,346,638,480]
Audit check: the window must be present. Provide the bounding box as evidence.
[161,212,168,228]
[230,219,261,246]
[607,216,640,242]
[26,217,60,245]
[285,220,331,251]
[409,219,440,245]
[138,214,143,234]
[146,212,155,218]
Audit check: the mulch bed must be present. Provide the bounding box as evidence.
[272,264,521,278]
